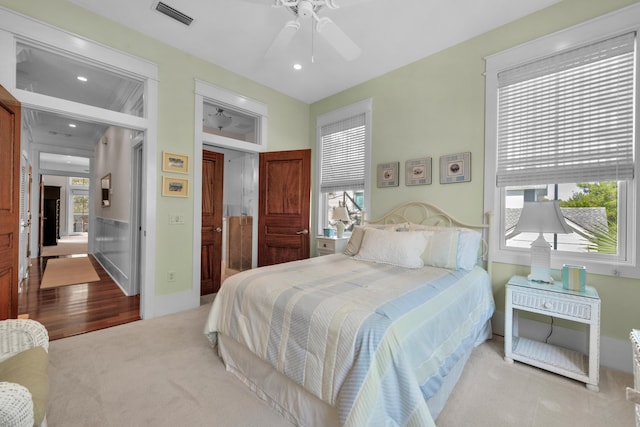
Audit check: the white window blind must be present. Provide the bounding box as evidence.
[320,113,366,193]
[496,32,636,187]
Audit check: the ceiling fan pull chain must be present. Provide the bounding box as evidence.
[311,19,315,63]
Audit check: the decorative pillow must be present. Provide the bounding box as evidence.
[353,228,426,268]
[343,224,406,256]
[457,228,482,270]
[420,228,460,269]
[407,224,482,270]
[344,226,366,256]
[366,222,408,231]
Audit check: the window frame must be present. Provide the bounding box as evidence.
[483,5,640,278]
[315,99,372,236]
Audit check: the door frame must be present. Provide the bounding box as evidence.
[193,81,268,305]
[0,10,160,319]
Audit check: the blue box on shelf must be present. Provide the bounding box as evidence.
[562,264,586,292]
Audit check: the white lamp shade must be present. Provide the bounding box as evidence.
[514,201,571,234]
[333,206,350,222]
[515,201,571,283]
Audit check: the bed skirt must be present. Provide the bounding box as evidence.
[217,320,492,426]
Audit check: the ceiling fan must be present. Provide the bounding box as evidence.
[261,0,362,61]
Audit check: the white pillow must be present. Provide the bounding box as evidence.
[421,228,459,269]
[353,228,426,268]
[457,228,482,270]
[407,224,482,270]
[344,226,366,256]
[343,224,406,256]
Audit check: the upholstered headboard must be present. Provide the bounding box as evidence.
[365,201,492,278]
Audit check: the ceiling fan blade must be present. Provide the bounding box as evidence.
[315,17,361,61]
[265,20,301,58]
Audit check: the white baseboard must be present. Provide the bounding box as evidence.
[492,309,633,373]
[147,288,200,319]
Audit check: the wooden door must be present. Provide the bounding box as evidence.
[42,186,60,246]
[201,150,224,295]
[0,85,21,319]
[258,149,311,266]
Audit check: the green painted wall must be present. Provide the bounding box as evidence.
[3,0,639,341]
[310,0,640,341]
[0,0,310,297]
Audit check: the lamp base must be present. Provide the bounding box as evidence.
[527,271,554,284]
[529,233,553,283]
[335,221,346,238]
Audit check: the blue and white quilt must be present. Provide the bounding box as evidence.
[205,254,495,426]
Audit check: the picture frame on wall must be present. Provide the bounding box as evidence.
[162,176,189,197]
[162,151,189,174]
[440,152,471,184]
[377,162,400,188]
[405,157,432,186]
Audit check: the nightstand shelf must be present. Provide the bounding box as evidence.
[505,275,600,391]
[511,337,588,379]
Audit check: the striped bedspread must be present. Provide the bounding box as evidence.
[205,254,495,426]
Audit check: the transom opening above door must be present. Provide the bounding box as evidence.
[203,101,258,145]
[16,41,145,117]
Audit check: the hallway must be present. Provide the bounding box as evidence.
[18,253,140,341]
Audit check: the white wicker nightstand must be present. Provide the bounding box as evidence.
[504,275,600,391]
[316,236,349,256]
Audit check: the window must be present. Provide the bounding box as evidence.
[484,7,640,278]
[196,81,268,154]
[316,99,372,235]
[69,177,89,234]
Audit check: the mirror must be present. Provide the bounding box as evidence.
[101,174,111,207]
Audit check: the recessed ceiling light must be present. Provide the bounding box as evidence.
[77,76,88,82]
[68,123,76,128]
[293,63,302,71]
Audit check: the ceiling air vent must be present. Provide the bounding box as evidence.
[155,2,193,26]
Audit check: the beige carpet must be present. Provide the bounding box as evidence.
[41,235,88,257]
[40,256,100,289]
[46,300,636,427]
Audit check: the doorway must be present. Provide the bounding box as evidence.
[201,147,258,294]
[3,10,160,319]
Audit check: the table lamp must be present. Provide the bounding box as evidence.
[333,206,350,238]
[514,201,571,283]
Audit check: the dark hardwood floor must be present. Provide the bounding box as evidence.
[18,254,140,341]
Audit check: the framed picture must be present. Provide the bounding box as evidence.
[440,152,471,184]
[377,162,399,188]
[162,151,189,174]
[405,157,432,186]
[162,176,189,197]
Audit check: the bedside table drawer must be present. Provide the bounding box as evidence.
[317,239,337,252]
[512,290,592,320]
[316,236,349,256]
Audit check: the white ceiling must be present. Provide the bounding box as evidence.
[67,0,561,104]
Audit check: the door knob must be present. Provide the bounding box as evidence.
[296,229,309,235]
[215,227,222,233]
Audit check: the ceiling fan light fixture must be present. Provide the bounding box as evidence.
[208,108,232,130]
[297,1,314,19]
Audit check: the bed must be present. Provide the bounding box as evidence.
[205,201,495,426]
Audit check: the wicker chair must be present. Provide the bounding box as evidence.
[0,319,49,427]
